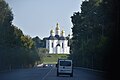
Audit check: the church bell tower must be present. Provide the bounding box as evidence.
[55,23,60,36]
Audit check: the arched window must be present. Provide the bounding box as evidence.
[56,44,60,46]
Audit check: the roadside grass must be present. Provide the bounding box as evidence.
[43,54,69,64]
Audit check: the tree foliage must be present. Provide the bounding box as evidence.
[70,0,118,71]
[32,36,49,63]
[0,0,39,70]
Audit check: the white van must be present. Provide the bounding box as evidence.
[56,59,73,77]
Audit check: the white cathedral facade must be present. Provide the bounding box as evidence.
[46,23,70,54]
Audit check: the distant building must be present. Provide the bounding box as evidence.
[46,23,70,54]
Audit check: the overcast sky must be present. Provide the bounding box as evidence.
[5,0,83,39]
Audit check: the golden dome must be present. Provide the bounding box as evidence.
[50,29,54,33]
[56,23,60,30]
[61,30,65,34]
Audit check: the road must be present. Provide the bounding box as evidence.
[0,67,106,80]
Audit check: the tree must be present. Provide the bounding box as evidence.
[38,48,49,63]
[70,0,118,71]
[0,0,40,70]
[0,0,15,70]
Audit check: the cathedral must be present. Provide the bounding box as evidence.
[46,23,70,54]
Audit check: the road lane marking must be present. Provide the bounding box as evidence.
[41,68,53,80]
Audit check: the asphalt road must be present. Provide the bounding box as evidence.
[0,67,106,80]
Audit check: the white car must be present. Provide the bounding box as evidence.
[56,59,73,77]
[37,63,43,68]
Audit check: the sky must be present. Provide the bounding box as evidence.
[5,0,83,39]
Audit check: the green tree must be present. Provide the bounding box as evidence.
[38,48,49,63]
[0,0,15,70]
[0,0,39,70]
[70,0,118,71]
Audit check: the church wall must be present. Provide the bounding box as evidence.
[67,47,70,54]
[46,39,70,54]
[53,40,58,53]
[49,40,53,53]
[58,40,63,53]
[48,40,58,54]
[64,40,70,54]
[55,40,60,54]
[46,40,48,49]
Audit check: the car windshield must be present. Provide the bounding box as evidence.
[60,61,71,66]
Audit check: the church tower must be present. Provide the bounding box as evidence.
[55,23,60,36]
